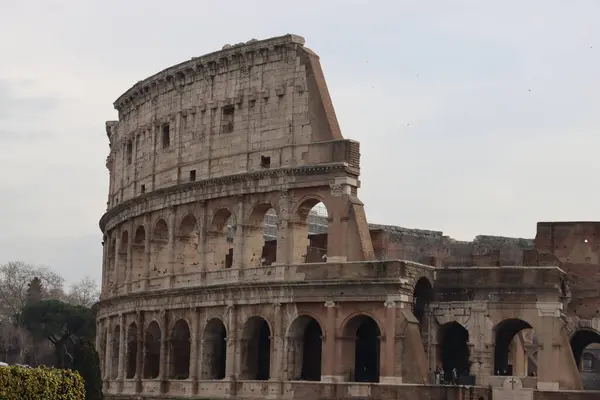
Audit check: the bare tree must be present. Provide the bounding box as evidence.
[66,276,100,308]
[0,261,65,321]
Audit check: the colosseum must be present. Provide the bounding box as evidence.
[97,34,600,400]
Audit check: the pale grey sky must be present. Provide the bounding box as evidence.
[1,0,599,283]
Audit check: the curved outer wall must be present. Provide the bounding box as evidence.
[97,34,435,400]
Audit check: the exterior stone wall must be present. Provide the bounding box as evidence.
[97,34,600,400]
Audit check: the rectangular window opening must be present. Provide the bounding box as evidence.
[189,169,196,182]
[221,105,235,134]
[261,155,271,168]
[161,124,170,148]
[141,184,146,194]
[126,141,133,165]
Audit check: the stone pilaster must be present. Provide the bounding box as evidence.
[135,311,144,393]
[321,300,339,382]
[189,308,199,394]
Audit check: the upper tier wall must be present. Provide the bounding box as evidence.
[104,34,356,210]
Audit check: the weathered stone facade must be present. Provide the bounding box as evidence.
[97,34,600,400]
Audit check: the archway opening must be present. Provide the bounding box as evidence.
[262,206,278,266]
[413,277,433,326]
[493,318,532,376]
[286,316,323,381]
[169,319,191,379]
[207,209,235,270]
[440,321,470,382]
[201,318,227,380]
[176,214,199,274]
[126,323,137,379]
[342,315,381,383]
[118,231,128,284]
[242,316,271,380]
[571,329,600,389]
[132,226,146,281]
[295,200,329,263]
[150,219,169,278]
[571,329,600,369]
[143,321,161,379]
[110,325,120,380]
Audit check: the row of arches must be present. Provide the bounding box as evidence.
[105,200,329,286]
[436,318,600,382]
[104,312,382,383]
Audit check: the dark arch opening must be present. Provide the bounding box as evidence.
[413,277,434,324]
[169,319,191,379]
[571,329,600,370]
[344,315,381,383]
[126,323,138,379]
[203,318,227,380]
[242,317,271,380]
[143,321,161,379]
[440,321,470,381]
[493,318,532,376]
[287,316,323,381]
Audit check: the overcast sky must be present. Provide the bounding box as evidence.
[1,0,599,283]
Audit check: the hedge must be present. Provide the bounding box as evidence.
[0,365,85,400]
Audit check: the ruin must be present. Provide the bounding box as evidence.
[97,34,600,399]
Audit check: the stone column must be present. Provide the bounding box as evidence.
[225,305,238,378]
[125,221,134,292]
[167,206,176,287]
[270,303,284,381]
[325,191,348,263]
[118,314,126,381]
[101,236,108,299]
[197,203,207,278]
[105,318,113,382]
[159,310,169,394]
[189,308,199,394]
[113,230,120,295]
[135,311,144,393]
[143,214,151,290]
[535,304,564,391]
[322,301,338,382]
[232,197,245,270]
[381,300,400,384]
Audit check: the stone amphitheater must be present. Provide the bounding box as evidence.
[97,34,600,400]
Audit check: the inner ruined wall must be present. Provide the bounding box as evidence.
[369,225,533,267]
[535,221,600,318]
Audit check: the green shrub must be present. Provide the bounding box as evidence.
[0,365,85,400]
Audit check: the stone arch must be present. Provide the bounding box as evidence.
[412,277,433,325]
[245,202,279,267]
[201,318,227,380]
[126,322,138,379]
[175,214,199,274]
[493,318,533,376]
[110,324,121,380]
[207,208,236,270]
[131,225,145,281]
[169,319,191,379]
[150,218,169,278]
[285,315,323,381]
[340,313,382,383]
[291,196,330,264]
[241,316,272,380]
[439,321,470,382]
[118,231,129,284]
[143,321,161,379]
[570,328,600,370]
[153,218,169,240]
